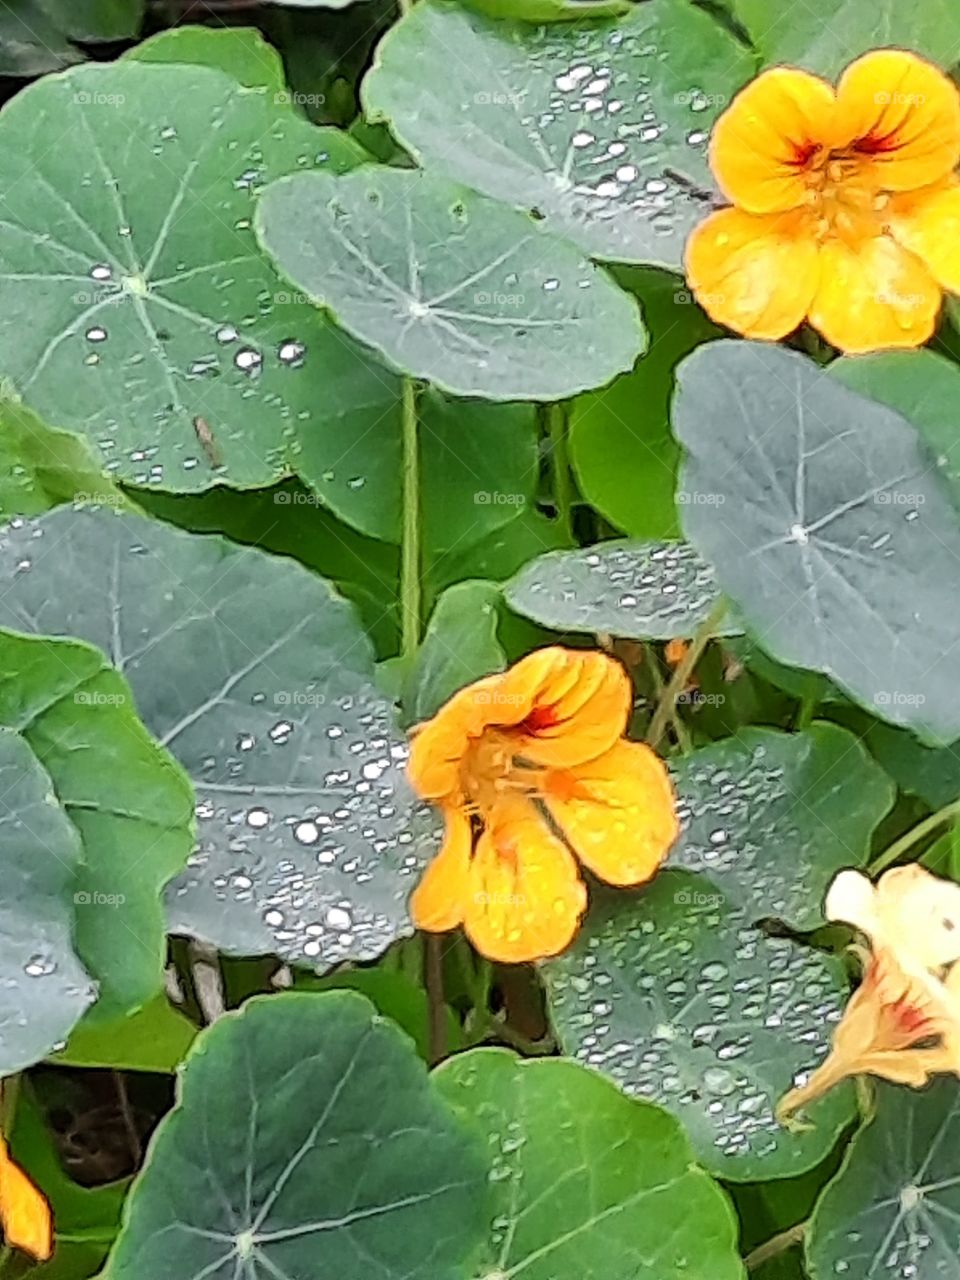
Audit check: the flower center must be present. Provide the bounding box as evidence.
[793,141,890,245]
[459,729,542,816]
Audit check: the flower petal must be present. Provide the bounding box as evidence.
[543,740,678,886]
[407,675,501,801]
[410,806,472,933]
[709,67,836,213]
[827,865,960,973]
[495,647,631,769]
[808,234,940,352]
[686,206,820,341]
[834,50,960,192]
[0,1136,52,1262]
[887,178,960,292]
[462,797,587,964]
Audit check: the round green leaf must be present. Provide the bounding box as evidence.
[436,1049,744,1280]
[504,539,739,640]
[865,722,960,809]
[125,24,287,93]
[673,341,960,744]
[570,269,719,538]
[0,508,440,970]
[0,629,194,1019]
[255,167,646,399]
[731,0,960,78]
[669,725,893,931]
[362,0,755,268]
[0,727,95,1074]
[544,870,855,1180]
[51,994,198,1073]
[808,1078,960,1279]
[829,350,960,505]
[103,991,488,1280]
[0,60,373,494]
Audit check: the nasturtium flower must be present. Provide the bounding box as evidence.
[408,647,679,963]
[0,1134,52,1261]
[778,865,960,1123]
[687,50,960,352]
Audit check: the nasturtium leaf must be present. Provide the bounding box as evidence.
[429,510,574,600]
[295,385,539,549]
[0,728,95,1075]
[362,0,755,268]
[125,24,287,93]
[731,0,960,79]
[403,580,506,725]
[570,269,720,539]
[669,725,893,931]
[39,0,143,41]
[0,629,195,1019]
[0,396,124,521]
[51,995,198,1073]
[436,1049,743,1280]
[829,350,960,507]
[464,0,629,20]
[0,507,440,971]
[865,722,960,809]
[302,969,464,1060]
[103,992,488,1280]
[0,60,373,494]
[673,341,960,744]
[544,870,855,1180]
[0,2,80,77]
[808,1078,960,1279]
[256,166,645,399]
[504,539,738,640]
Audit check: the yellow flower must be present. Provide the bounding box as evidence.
[778,865,960,1124]
[0,1134,52,1262]
[408,647,679,964]
[686,50,960,352]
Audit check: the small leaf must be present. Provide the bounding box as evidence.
[0,508,440,971]
[0,727,95,1074]
[102,992,488,1280]
[362,0,755,267]
[544,870,856,1180]
[504,539,738,640]
[403,580,506,725]
[807,1079,960,1278]
[50,995,197,1073]
[673,341,960,744]
[436,1049,744,1280]
[256,166,646,399]
[125,24,287,92]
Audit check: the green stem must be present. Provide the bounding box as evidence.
[869,798,960,875]
[794,693,818,731]
[642,646,691,753]
[400,378,422,658]
[646,601,727,750]
[422,933,446,1065]
[547,402,574,539]
[744,1221,807,1271]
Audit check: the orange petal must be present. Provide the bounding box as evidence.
[833,50,960,192]
[462,797,587,964]
[495,648,631,770]
[407,675,502,801]
[887,178,960,292]
[410,806,472,933]
[0,1136,52,1262]
[808,234,940,352]
[542,740,679,887]
[709,67,836,213]
[685,206,820,341]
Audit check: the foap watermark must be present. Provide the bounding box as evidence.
[274,491,323,506]
[275,690,326,707]
[473,689,525,707]
[474,90,526,107]
[474,891,525,906]
[75,690,127,706]
[875,490,925,507]
[674,888,724,908]
[74,491,126,508]
[475,290,525,307]
[74,891,126,907]
[874,91,926,105]
[474,491,525,507]
[874,691,926,708]
[677,690,726,708]
[677,490,725,507]
[73,90,125,106]
[274,90,326,109]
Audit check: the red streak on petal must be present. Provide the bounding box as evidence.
[853,129,902,155]
[518,704,561,735]
[788,140,821,168]
[890,998,935,1037]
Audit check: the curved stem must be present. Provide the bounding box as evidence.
[869,797,960,875]
[547,402,574,539]
[400,377,422,658]
[745,1221,807,1271]
[646,600,726,750]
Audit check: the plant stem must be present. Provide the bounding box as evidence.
[744,1221,807,1271]
[423,933,446,1065]
[646,600,726,750]
[869,798,960,875]
[400,377,422,659]
[547,402,574,539]
[642,645,691,753]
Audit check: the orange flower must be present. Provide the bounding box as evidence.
[0,1134,52,1262]
[686,50,960,352]
[408,647,679,963]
